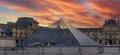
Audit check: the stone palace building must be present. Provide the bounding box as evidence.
[0,17,120,45]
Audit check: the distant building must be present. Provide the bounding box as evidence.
[0,17,39,44]
[79,20,120,45]
[0,17,120,46]
[18,19,120,47]
[49,19,120,45]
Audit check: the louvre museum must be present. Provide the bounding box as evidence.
[0,17,120,55]
[0,17,120,47]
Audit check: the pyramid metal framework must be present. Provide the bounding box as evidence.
[18,17,98,47]
[50,15,98,46]
[64,21,98,46]
[18,27,80,47]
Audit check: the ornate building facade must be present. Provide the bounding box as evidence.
[0,17,39,44]
[80,20,120,45]
[0,17,120,46]
[49,19,120,45]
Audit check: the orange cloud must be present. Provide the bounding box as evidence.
[89,0,120,19]
[0,0,119,28]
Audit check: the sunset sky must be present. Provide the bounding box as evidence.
[0,0,120,28]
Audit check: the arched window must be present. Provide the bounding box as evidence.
[99,40,103,45]
[119,40,120,44]
[29,23,32,27]
[109,40,112,45]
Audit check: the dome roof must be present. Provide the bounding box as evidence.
[16,17,36,27]
[103,20,118,26]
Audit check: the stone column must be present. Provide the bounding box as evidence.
[102,40,105,45]
[116,40,119,45]
[112,40,115,45]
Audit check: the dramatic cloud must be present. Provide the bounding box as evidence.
[89,0,120,19]
[0,0,120,28]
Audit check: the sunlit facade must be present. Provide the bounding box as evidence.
[80,20,120,45]
[0,17,39,44]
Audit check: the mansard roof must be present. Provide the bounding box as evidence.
[103,20,118,26]
[16,17,38,27]
[78,28,100,31]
